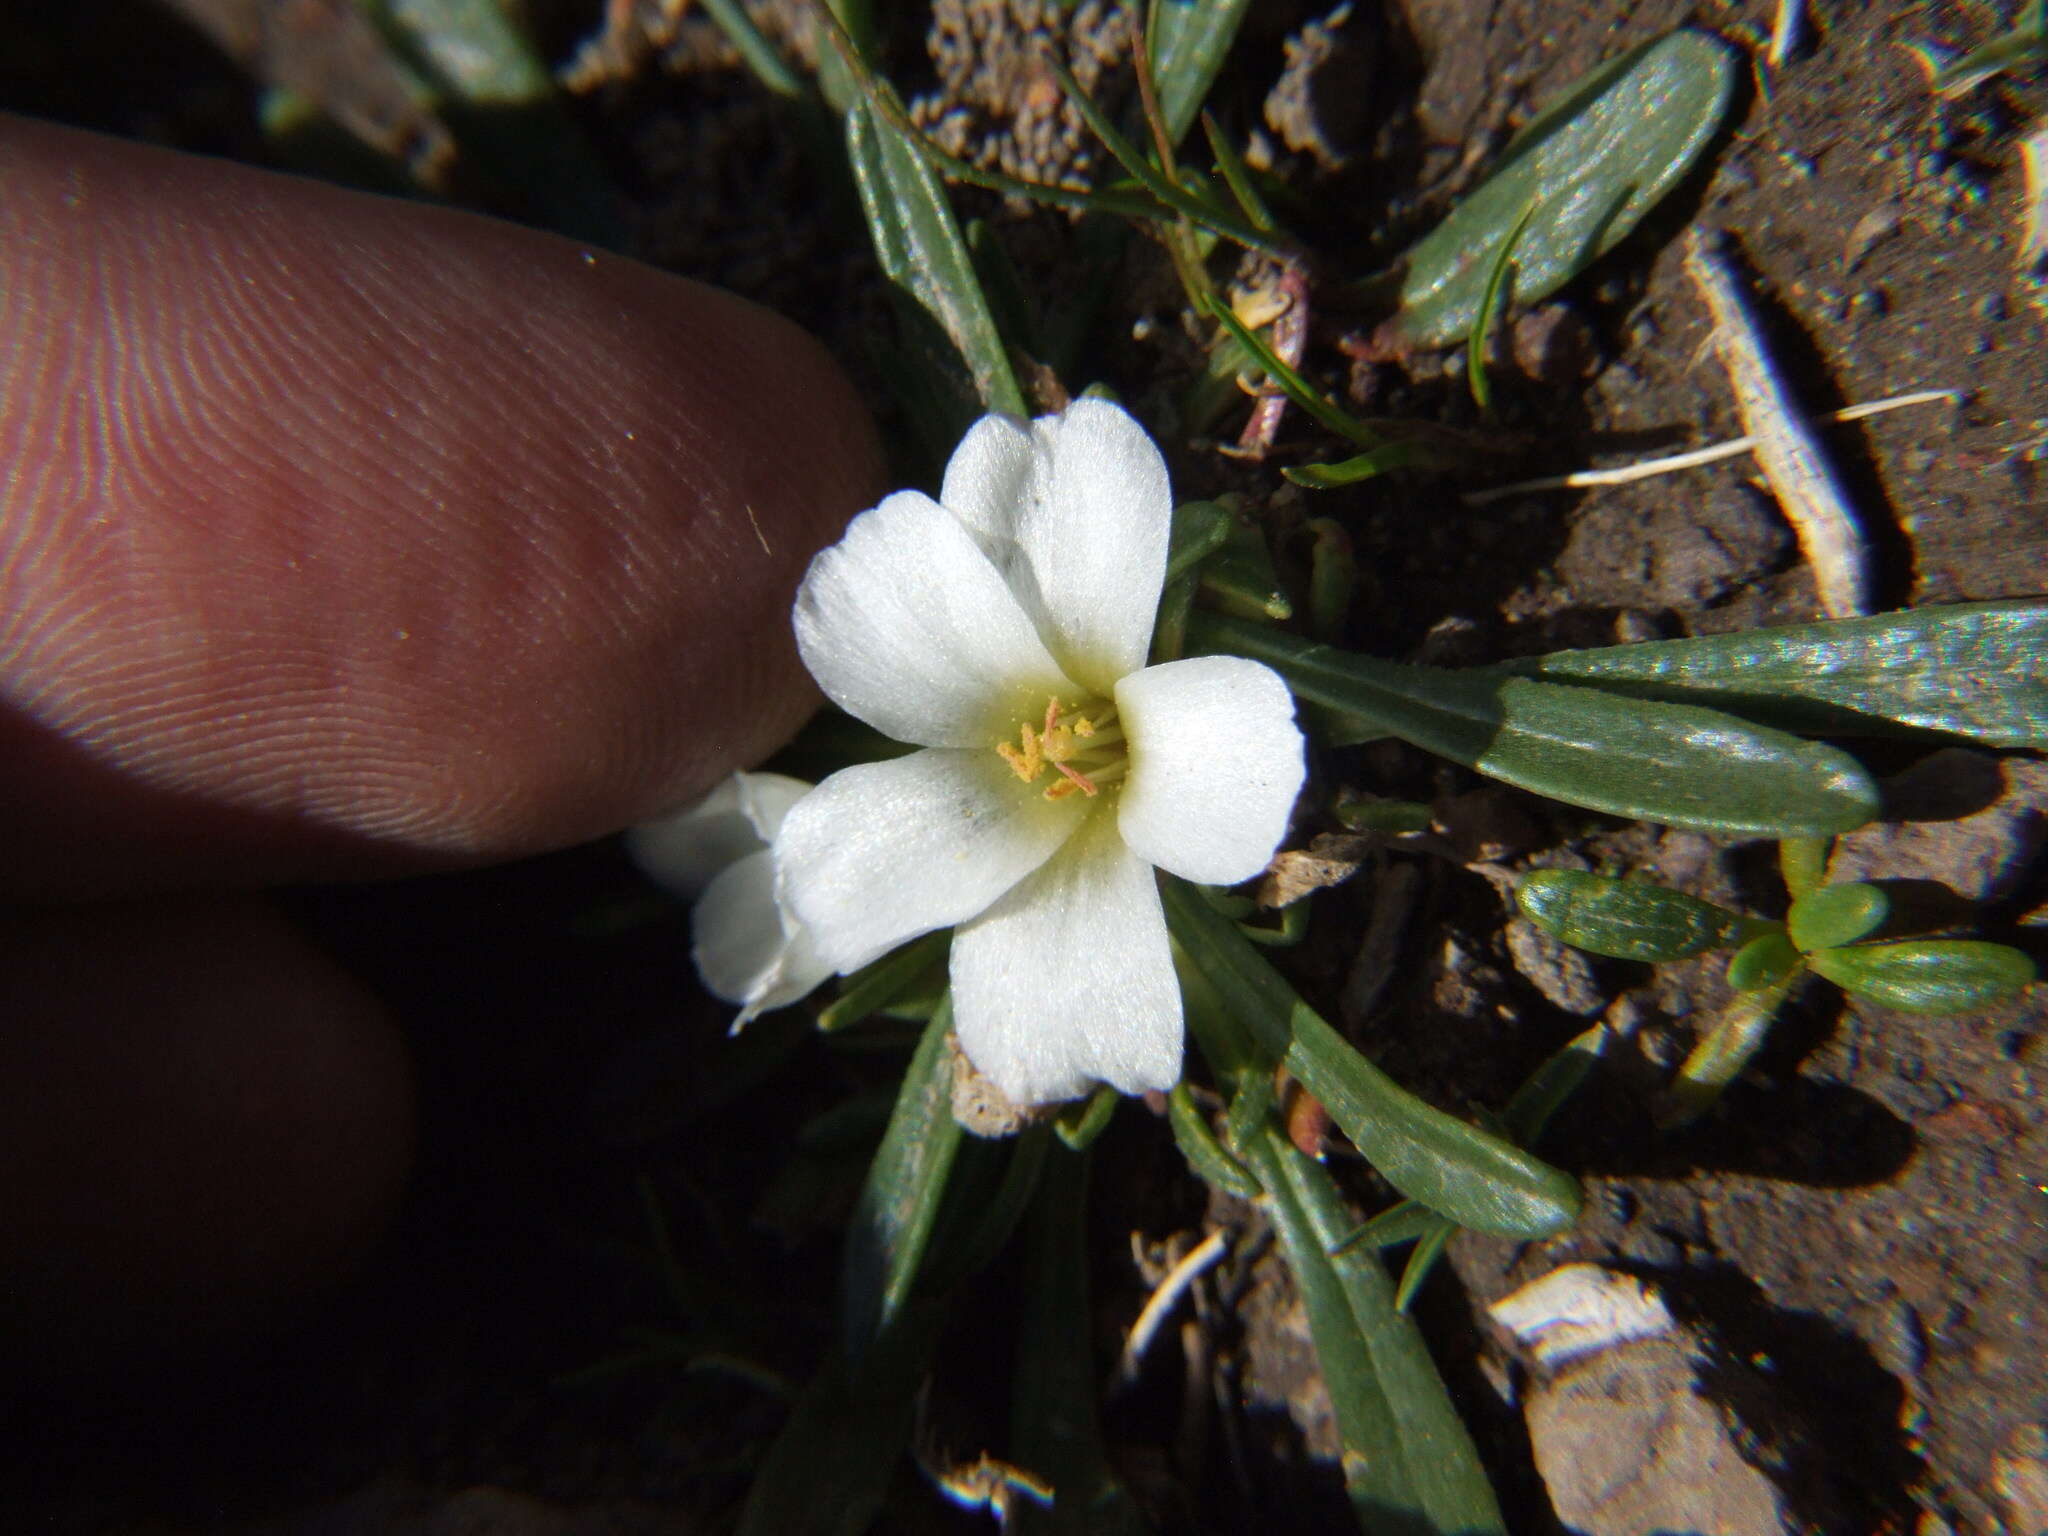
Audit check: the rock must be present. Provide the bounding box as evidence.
[1490,1265,1835,1536]
[1829,751,2048,904]
[1503,918,1607,1017]
[1994,1422,2048,1536]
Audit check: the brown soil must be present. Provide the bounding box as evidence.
[5,2,2044,1533]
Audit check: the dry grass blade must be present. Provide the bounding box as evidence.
[1683,229,1872,619]
[1461,390,1957,506]
[2021,115,2048,271]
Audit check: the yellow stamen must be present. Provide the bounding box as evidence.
[996,695,1124,800]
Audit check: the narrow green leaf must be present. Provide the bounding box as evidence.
[819,930,951,1031]
[840,1002,963,1366]
[1725,931,1802,992]
[1779,837,1831,901]
[1165,880,1582,1237]
[1788,881,1890,953]
[1166,498,1235,580]
[1336,1198,1441,1253]
[1393,1221,1456,1314]
[1147,0,1256,146]
[1052,60,1282,253]
[1931,19,2048,96]
[1499,1014,1614,1147]
[1192,613,1881,837]
[1392,29,1736,346]
[1198,517,1292,621]
[1011,1149,1149,1536]
[1517,869,1764,961]
[1168,1083,1262,1199]
[1054,1085,1119,1151]
[845,101,1027,420]
[1661,973,1795,1127]
[1811,940,2037,1014]
[1203,293,1381,447]
[1491,600,2048,750]
[698,0,810,99]
[1201,110,1279,233]
[1467,197,1539,411]
[1247,1129,1509,1534]
[736,1299,945,1536]
[1282,440,1440,488]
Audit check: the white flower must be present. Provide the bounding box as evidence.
[625,771,834,1024]
[774,399,1305,1105]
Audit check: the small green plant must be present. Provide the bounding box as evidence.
[1517,839,2037,1126]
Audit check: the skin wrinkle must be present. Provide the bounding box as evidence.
[0,115,883,893]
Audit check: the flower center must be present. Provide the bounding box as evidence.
[995,696,1128,801]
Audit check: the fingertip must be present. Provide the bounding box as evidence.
[0,115,884,892]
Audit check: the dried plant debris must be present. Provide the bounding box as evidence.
[1684,229,1872,620]
[560,0,693,93]
[1263,3,1372,171]
[161,0,453,182]
[909,0,1132,195]
[2022,115,2048,272]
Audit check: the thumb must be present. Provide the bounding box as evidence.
[0,114,883,898]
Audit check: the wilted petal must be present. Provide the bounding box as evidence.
[777,747,1083,973]
[1011,399,1171,694]
[794,491,1077,747]
[951,810,1181,1105]
[692,849,835,1024]
[1116,656,1304,885]
[625,771,812,900]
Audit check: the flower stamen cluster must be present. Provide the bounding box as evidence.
[995,696,1126,800]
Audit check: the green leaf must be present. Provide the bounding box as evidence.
[1517,869,1764,961]
[1810,940,2038,1014]
[371,0,626,244]
[1788,881,1890,953]
[819,930,951,1031]
[1165,498,1235,580]
[1467,197,1539,410]
[1147,0,1256,147]
[1010,1149,1149,1536]
[1779,837,1831,901]
[737,1299,945,1536]
[1051,60,1281,254]
[1499,1014,1615,1147]
[1164,879,1582,1237]
[1192,613,1880,837]
[1337,1199,1442,1253]
[845,101,1027,421]
[1491,601,2048,750]
[1392,1221,1456,1314]
[1198,517,1293,621]
[1392,29,1736,346]
[1725,930,1803,992]
[1203,292,1380,448]
[840,1003,963,1366]
[1661,973,1795,1127]
[1168,1082,1262,1199]
[1246,1129,1508,1534]
[1282,440,1441,489]
[1054,1085,1119,1151]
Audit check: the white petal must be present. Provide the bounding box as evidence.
[692,849,835,1024]
[775,748,1083,973]
[625,771,812,899]
[939,412,1038,559]
[950,809,1181,1105]
[1012,399,1171,694]
[793,490,1077,747]
[1115,656,1305,885]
